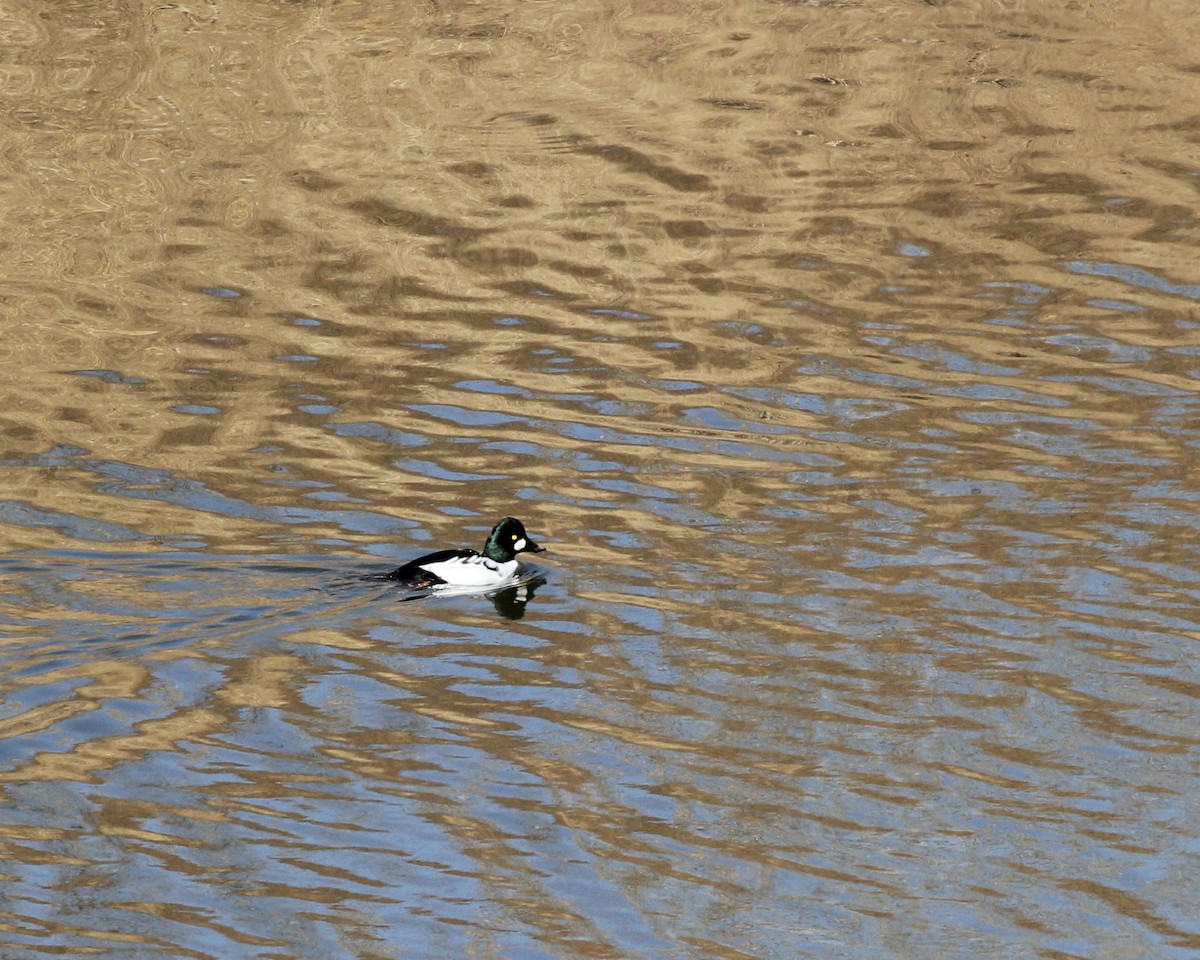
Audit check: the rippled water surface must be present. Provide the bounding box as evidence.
[2,2,1200,958]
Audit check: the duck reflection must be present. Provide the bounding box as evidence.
[376,572,547,620]
[487,574,546,620]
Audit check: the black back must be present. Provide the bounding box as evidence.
[384,548,477,588]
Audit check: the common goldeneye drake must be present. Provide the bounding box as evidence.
[386,517,546,589]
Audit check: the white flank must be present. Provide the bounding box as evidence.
[420,554,520,587]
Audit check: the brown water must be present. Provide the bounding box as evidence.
[1,2,1199,958]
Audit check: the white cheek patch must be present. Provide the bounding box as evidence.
[514,537,526,551]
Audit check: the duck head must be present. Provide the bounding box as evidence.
[483,517,546,562]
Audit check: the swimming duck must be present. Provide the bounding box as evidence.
[386,517,546,589]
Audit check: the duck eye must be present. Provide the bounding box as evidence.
[512,534,517,540]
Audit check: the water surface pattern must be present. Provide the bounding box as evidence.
[1,2,1199,958]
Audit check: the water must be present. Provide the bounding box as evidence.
[2,1,1200,958]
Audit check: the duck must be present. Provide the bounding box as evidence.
[386,517,546,589]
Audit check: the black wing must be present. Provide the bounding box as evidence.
[385,548,477,588]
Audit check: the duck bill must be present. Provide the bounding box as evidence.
[525,539,546,553]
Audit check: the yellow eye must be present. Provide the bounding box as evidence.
[512,534,518,540]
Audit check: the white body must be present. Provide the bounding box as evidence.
[421,554,520,587]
